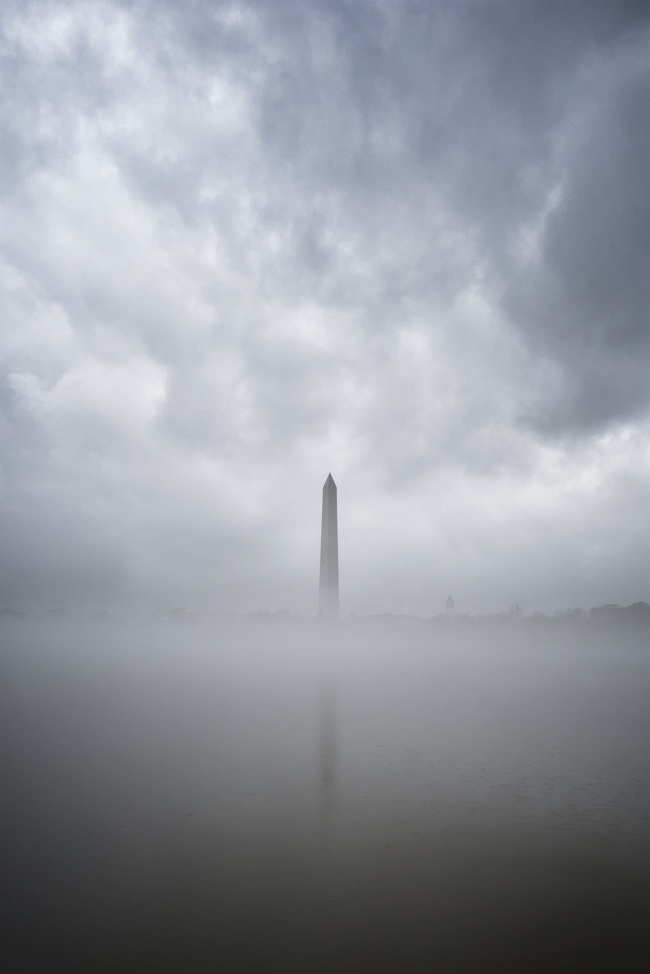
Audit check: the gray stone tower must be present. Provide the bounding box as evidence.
[319,474,339,617]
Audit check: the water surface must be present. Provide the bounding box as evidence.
[2,618,648,972]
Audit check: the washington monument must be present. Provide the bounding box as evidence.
[319,474,339,617]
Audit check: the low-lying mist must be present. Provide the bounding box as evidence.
[2,618,648,973]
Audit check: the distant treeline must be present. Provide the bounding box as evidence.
[351,602,649,630]
[1,602,648,629]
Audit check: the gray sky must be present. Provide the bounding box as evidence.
[1,0,648,616]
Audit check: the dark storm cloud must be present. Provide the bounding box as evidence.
[183,0,647,439]
[507,69,649,433]
[0,0,648,612]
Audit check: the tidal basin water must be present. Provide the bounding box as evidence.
[2,618,648,972]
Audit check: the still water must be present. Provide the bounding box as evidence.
[2,619,648,972]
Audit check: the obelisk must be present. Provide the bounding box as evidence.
[319,474,339,618]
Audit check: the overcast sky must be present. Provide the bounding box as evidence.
[1,0,648,616]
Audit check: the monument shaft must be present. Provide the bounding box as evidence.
[319,474,339,617]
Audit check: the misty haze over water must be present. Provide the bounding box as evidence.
[2,615,648,973]
[2,2,648,969]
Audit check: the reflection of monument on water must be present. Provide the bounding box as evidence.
[318,677,337,836]
[319,474,339,618]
